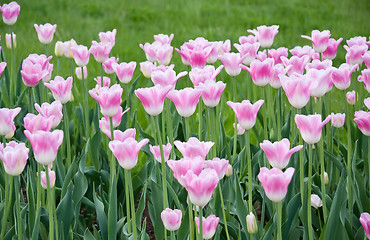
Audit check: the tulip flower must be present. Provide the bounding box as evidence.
[25,54,53,83]
[233,42,260,65]
[347,36,368,47]
[140,61,156,78]
[365,97,370,110]
[113,128,136,142]
[268,47,288,64]
[90,40,112,63]
[0,2,20,25]
[257,167,295,202]
[75,66,87,80]
[322,38,343,60]
[0,141,29,176]
[167,88,202,118]
[161,208,182,231]
[281,55,310,76]
[302,30,331,53]
[34,23,57,44]
[346,91,356,105]
[305,59,332,71]
[149,143,172,163]
[358,69,370,93]
[239,35,258,44]
[71,44,90,67]
[260,138,303,169]
[167,157,204,187]
[290,45,319,61]
[247,25,279,48]
[270,63,290,89]
[174,137,214,160]
[89,84,123,117]
[324,172,329,185]
[360,212,370,239]
[156,44,173,65]
[219,52,246,77]
[140,41,161,62]
[331,113,345,128]
[307,68,333,98]
[246,212,258,234]
[363,51,370,68]
[35,101,63,129]
[0,62,7,77]
[154,33,174,45]
[44,76,73,104]
[151,67,187,88]
[112,61,136,84]
[24,129,64,165]
[194,215,219,240]
[5,33,16,49]
[23,113,54,133]
[64,39,77,59]
[240,58,274,87]
[207,40,230,63]
[354,111,370,136]
[331,63,358,90]
[102,57,119,74]
[40,169,56,189]
[189,65,223,87]
[204,157,229,180]
[99,107,129,138]
[233,122,246,135]
[135,84,172,116]
[227,99,264,130]
[295,114,331,144]
[55,41,64,57]
[311,194,322,209]
[109,137,149,170]
[257,50,267,61]
[94,76,111,89]
[99,29,117,47]
[198,80,226,108]
[0,107,21,136]
[21,58,49,87]
[225,164,233,177]
[344,45,368,67]
[280,73,315,109]
[182,168,219,207]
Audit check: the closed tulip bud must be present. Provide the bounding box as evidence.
[194,215,219,239]
[64,39,77,59]
[246,212,258,234]
[233,123,245,135]
[40,170,56,189]
[75,66,87,80]
[55,41,64,57]
[324,172,329,185]
[346,91,356,105]
[161,208,182,231]
[34,23,57,44]
[225,164,233,177]
[5,33,16,49]
[311,194,323,209]
[331,113,345,128]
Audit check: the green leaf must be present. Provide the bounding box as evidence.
[108,176,117,240]
[93,186,108,240]
[56,182,74,239]
[84,228,95,240]
[135,183,147,228]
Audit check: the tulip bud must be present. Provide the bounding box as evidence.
[75,66,87,80]
[346,91,356,105]
[311,194,323,209]
[324,172,329,185]
[225,164,233,177]
[40,170,56,189]
[233,123,245,135]
[246,212,258,234]
[5,33,16,49]
[55,41,64,57]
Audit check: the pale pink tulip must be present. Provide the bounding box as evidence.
[305,59,332,71]
[360,212,370,239]
[354,111,370,136]
[207,40,230,63]
[109,137,149,170]
[182,168,219,207]
[219,53,246,77]
[167,88,202,118]
[344,44,368,67]
[135,85,172,116]
[140,41,161,62]
[281,55,310,76]
[189,65,223,87]
[0,107,21,136]
[227,100,264,130]
[75,66,87,80]
[102,57,119,74]
[307,68,333,98]
[156,44,173,65]
[358,69,370,93]
[204,158,229,180]
[295,114,331,144]
[270,64,290,89]
[45,76,73,104]
[174,137,214,160]
[240,58,274,87]
[34,23,56,44]
[149,143,172,163]
[71,44,90,67]
[64,39,77,59]
[365,97,370,110]
[0,2,20,25]
[23,113,54,133]
[258,167,295,202]
[25,54,53,83]
[363,51,370,68]
[260,138,303,169]
[0,62,7,77]
[113,128,136,142]
[21,58,48,87]
[151,67,187,88]
[24,129,64,165]
[112,61,136,84]
[302,30,331,53]
[99,29,117,47]
[40,170,56,189]
[347,36,368,47]
[0,141,28,176]
[89,84,123,117]
[280,73,315,109]
[94,76,111,89]
[290,45,319,61]
[226,164,233,177]
[346,90,356,105]
[311,194,322,209]
[154,33,174,45]
[198,80,226,108]
[322,38,343,60]
[268,47,288,64]
[167,157,204,187]
[256,50,267,61]
[239,35,258,44]
[140,61,156,78]
[247,25,279,48]
[5,33,16,49]
[99,107,129,138]
[331,63,358,90]
[246,212,258,234]
[233,123,245,135]
[90,40,112,63]
[161,208,182,231]
[234,42,260,65]
[331,113,345,128]
[35,101,63,129]
[194,215,219,240]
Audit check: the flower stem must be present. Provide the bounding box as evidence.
[46,167,54,240]
[277,201,282,240]
[10,27,15,105]
[198,99,203,141]
[63,104,72,169]
[232,77,237,164]
[15,176,22,240]
[0,175,13,239]
[57,57,60,76]
[199,207,203,240]
[277,88,282,140]
[189,202,194,240]
[261,87,268,140]
[344,91,353,228]
[165,99,174,159]
[128,170,138,240]
[307,144,313,240]
[124,170,131,233]
[185,117,190,141]
[246,130,252,211]
[81,67,90,140]
[109,117,116,186]
[218,184,230,240]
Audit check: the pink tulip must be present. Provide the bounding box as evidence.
[281,55,310,76]
[247,25,279,48]
[113,128,136,142]
[102,57,119,74]
[233,123,246,135]
[64,39,77,59]
[207,40,230,63]
[260,138,303,169]
[302,30,331,53]
[161,208,182,231]
[189,65,223,87]
[358,69,370,93]
[24,129,64,165]
[360,212,370,239]
[256,50,267,61]
[167,88,202,118]
[305,59,332,71]
[331,63,358,90]
[23,113,54,133]
[290,45,319,61]
[226,164,233,177]
[311,194,322,209]
[44,76,73,104]
[167,157,204,187]
[35,101,63,129]
[347,36,368,47]
[365,97,370,110]
[268,47,288,64]
[240,58,274,87]
[270,64,290,89]
[135,84,172,116]
[174,137,214,160]
[346,90,356,105]
[99,29,117,47]
[151,67,187,88]
[227,99,264,130]
[40,169,56,189]
[21,59,48,87]
[0,107,21,136]
[109,137,149,170]
[112,61,136,84]
[204,157,229,180]
[246,212,258,234]
[140,61,156,78]
[156,44,173,65]
[140,41,161,62]
[322,38,343,60]
[239,35,258,44]
[182,168,219,207]
[150,143,172,163]
[0,62,7,77]
[331,113,345,128]
[0,141,29,176]
[90,40,112,63]
[71,44,90,67]
[195,215,220,240]
[99,107,129,138]
[5,32,16,49]
[344,44,368,67]
[198,80,226,108]
[354,111,370,136]
[26,54,53,83]
[258,167,295,202]
[0,2,20,25]
[34,23,57,44]
[154,33,174,45]
[363,51,370,68]
[89,84,123,117]
[94,76,111,89]
[75,66,87,80]
[219,53,246,77]
[307,68,333,98]
[295,114,331,144]
[233,42,260,65]
[280,73,314,109]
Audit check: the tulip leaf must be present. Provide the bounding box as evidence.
[148,180,164,239]
[93,186,108,240]
[84,228,95,240]
[56,182,74,240]
[108,174,117,240]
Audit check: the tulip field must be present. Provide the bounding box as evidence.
[1,1,370,240]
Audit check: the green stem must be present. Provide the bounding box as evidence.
[199,207,203,240]
[218,184,230,240]
[171,231,176,240]
[0,175,13,239]
[344,91,353,228]
[81,68,90,140]
[45,44,49,56]
[46,167,54,240]
[63,104,71,169]
[124,170,131,233]
[28,87,33,113]
[261,87,268,140]
[57,57,60,76]
[232,77,237,164]
[124,83,130,127]
[207,107,212,151]
[156,116,169,208]
[53,186,59,240]
[198,99,203,140]
[15,176,22,240]
[246,131,252,211]
[128,170,138,240]
[211,107,217,158]
[307,144,313,240]
[277,201,282,240]
[185,117,190,141]
[277,88,282,140]
[109,117,116,186]
[165,100,174,159]
[10,27,14,106]
[189,202,194,240]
